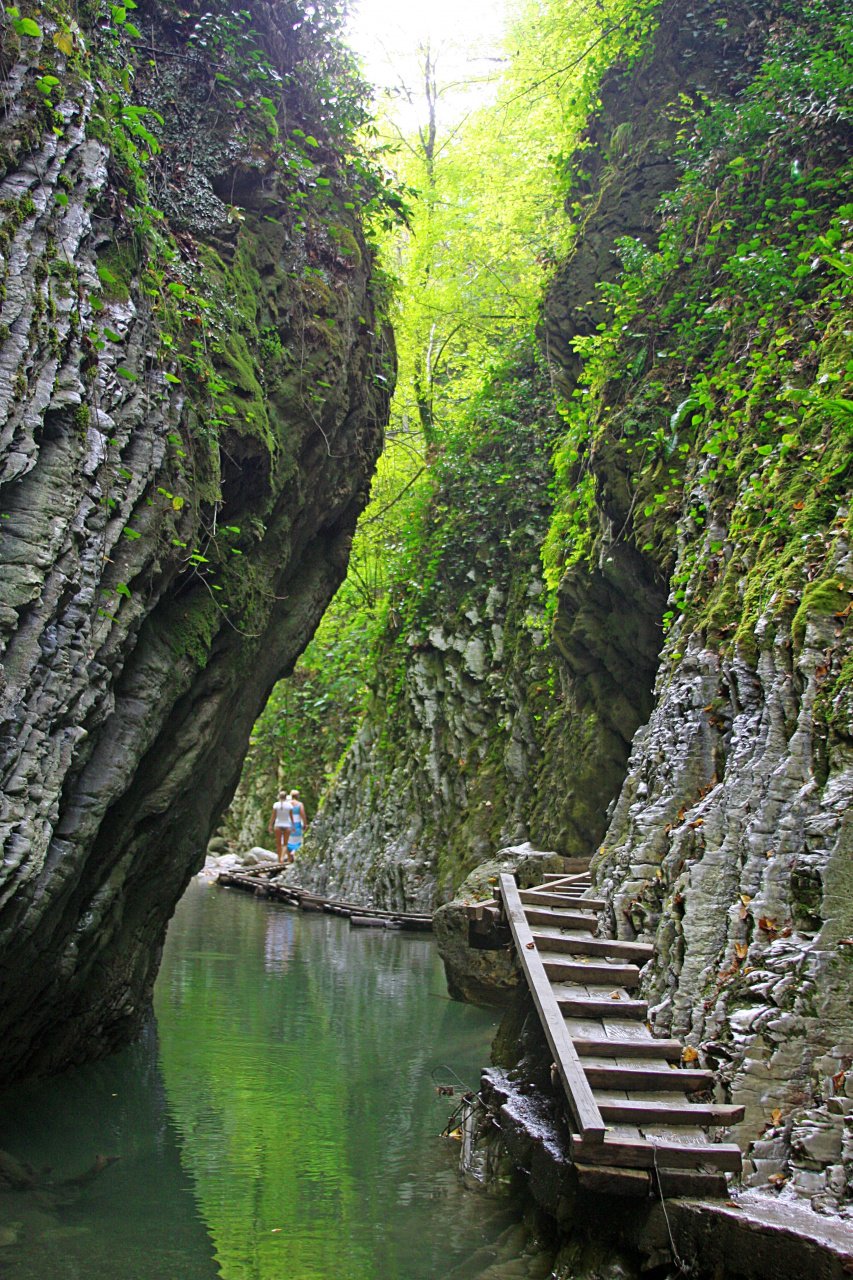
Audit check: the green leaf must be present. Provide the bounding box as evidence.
[123,527,142,540]
[13,16,41,37]
[164,371,181,385]
[116,582,132,599]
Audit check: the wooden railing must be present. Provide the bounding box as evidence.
[498,872,606,1143]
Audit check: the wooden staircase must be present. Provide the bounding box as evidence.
[497,869,744,1197]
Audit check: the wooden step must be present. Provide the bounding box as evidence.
[533,930,654,962]
[594,1097,746,1126]
[554,989,648,1019]
[571,1035,682,1061]
[571,1133,742,1173]
[524,907,599,933]
[543,872,592,884]
[520,889,607,911]
[542,956,641,988]
[562,858,592,874]
[582,1064,714,1093]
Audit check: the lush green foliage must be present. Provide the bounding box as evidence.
[544,0,852,671]
[228,0,652,828]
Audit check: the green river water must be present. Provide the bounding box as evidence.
[0,878,525,1280]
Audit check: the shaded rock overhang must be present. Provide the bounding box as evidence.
[0,0,393,1086]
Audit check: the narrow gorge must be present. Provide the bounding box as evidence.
[0,0,851,1270]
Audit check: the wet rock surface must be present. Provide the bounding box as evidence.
[0,2,390,1085]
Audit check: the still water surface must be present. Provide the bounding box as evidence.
[0,879,517,1279]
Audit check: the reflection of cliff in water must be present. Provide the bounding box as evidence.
[0,1019,219,1280]
[154,880,508,1280]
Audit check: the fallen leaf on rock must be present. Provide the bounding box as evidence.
[758,917,778,935]
[740,894,752,905]
[682,1046,700,1064]
[770,1108,782,1125]
[767,1173,787,1186]
[734,942,748,959]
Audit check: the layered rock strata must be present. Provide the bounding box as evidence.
[0,0,391,1086]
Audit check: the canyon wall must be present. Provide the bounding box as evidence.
[0,0,392,1085]
[297,0,853,1206]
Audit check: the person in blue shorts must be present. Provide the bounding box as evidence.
[286,790,307,862]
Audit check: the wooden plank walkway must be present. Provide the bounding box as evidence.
[216,869,433,931]
[496,871,743,1197]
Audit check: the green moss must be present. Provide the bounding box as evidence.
[96,242,137,302]
[217,330,273,447]
[73,403,90,434]
[327,223,362,266]
[792,577,852,650]
[169,592,220,669]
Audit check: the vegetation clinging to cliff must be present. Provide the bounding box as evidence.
[544,0,852,681]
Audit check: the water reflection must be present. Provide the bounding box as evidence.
[155,882,507,1280]
[0,879,515,1280]
[0,1022,218,1279]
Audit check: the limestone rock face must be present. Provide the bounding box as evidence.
[597,609,853,1203]
[0,1,391,1085]
[291,357,625,910]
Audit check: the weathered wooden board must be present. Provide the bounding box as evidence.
[570,1035,682,1060]
[594,1097,745,1126]
[542,956,641,987]
[523,907,599,932]
[520,889,608,910]
[532,929,654,962]
[553,988,648,1019]
[574,1163,651,1197]
[581,1064,714,1092]
[571,1134,742,1172]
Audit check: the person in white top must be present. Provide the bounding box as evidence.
[268,789,292,864]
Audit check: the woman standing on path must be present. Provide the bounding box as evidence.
[287,790,307,863]
[268,790,292,865]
